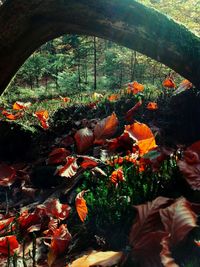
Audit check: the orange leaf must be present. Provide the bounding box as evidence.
[94,112,119,144]
[74,127,94,154]
[162,78,176,88]
[67,250,123,267]
[34,110,49,129]
[147,102,158,110]
[132,81,144,94]
[46,148,70,165]
[0,163,16,187]
[75,190,88,222]
[2,110,23,120]
[110,167,125,185]
[125,122,157,156]
[173,79,193,95]
[13,101,31,110]
[108,94,119,102]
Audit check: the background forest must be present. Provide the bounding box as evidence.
[2,0,199,102]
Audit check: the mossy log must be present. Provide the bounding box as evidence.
[0,0,199,93]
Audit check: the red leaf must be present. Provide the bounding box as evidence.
[0,235,19,256]
[75,190,88,222]
[56,156,79,178]
[125,101,142,123]
[37,198,71,220]
[47,148,70,165]
[47,224,71,266]
[79,156,98,169]
[159,197,197,246]
[0,163,16,187]
[74,127,94,154]
[18,210,41,233]
[94,113,119,144]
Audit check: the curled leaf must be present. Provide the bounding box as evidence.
[47,148,70,165]
[125,101,142,123]
[94,113,119,144]
[34,110,49,129]
[125,122,157,156]
[75,127,94,154]
[56,156,79,178]
[75,190,88,222]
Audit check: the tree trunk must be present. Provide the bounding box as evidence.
[0,0,199,93]
[93,36,97,91]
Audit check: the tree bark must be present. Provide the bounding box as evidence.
[0,0,199,94]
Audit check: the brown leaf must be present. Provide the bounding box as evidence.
[160,234,179,267]
[94,113,119,144]
[159,197,197,246]
[0,163,16,187]
[133,231,167,267]
[74,127,94,154]
[125,101,142,123]
[129,197,172,246]
[178,141,200,190]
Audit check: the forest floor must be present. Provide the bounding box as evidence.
[0,81,200,267]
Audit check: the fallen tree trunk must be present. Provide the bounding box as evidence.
[0,0,199,93]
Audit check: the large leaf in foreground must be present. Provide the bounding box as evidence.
[160,197,197,246]
[133,231,167,267]
[67,250,123,267]
[160,235,179,267]
[129,197,171,246]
